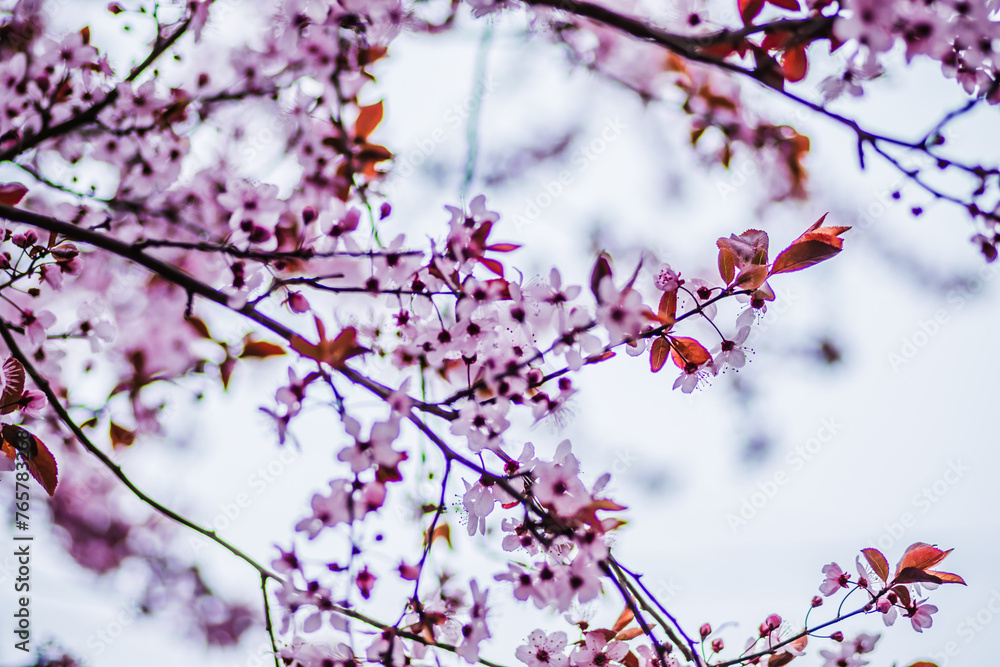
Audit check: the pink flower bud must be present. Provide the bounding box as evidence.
[811,596,823,608]
[831,631,844,642]
[287,291,310,313]
[711,639,724,653]
[700,623,711,639]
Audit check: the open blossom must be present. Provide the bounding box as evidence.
[907,600,938,632]
[820,562,851,596]
[570,631,628,667]
[456,581,491,663]
[819,643,869,667]
[596,279,648,345]
[654,263,682,291]
[672,359,714,394]
[712,325,751,370]
[516,630,569,667]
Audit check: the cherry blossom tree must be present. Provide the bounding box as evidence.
[0,0,993,665]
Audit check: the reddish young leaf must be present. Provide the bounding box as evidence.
[734,264,770,290]
[781,45,808,82]
[894,567,948,586]
[924,569,967,585]
[611,607,635,633]
[486,243,521,253]
[354,101,384,140]
[907,662,939,667]
[861,548,890,582]
[479,257,505,277]
[291,320,368,369]
[718,246,736,285]
[770,239,842,275]
[769,0,802,10]
[892,584,912,608]
[0,182,28,206]
[614,627,644,641]
[2,425,58,496]
[621,651,640,667]
[657,290,677,327]
[739,0,765,24]
[109,421,136,449]
[717,229,770,268]
[894,543,953,577]
[219,354,236,390]
[186,316,212,339]
[669,337,712,368]
[425,523,452,548]
[584,350,616,365]
[240,339,287,359]
[770,214,850,275]
[591,253,613,303]
[1,357,25,414]
[650,338,670,373]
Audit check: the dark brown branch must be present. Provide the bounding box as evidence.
[0,204,296,341]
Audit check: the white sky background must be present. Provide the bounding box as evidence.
[1,1,1000,666]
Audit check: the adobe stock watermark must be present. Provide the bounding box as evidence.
[868,459,968,554]
[80,602,144,665]
[726,417,843,533]
[510,116,627,231]
[887,262,999,371]
[926,589,1000,666]
[188,446,301,554]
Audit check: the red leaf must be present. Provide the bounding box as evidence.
[739,0,765,24]
[768,0,802,10]
[770,239,841,275]
[861,548,890,582]
[2,425,58,496]
[591,253,613,303]
[669,337,712,368]
[734,264,770,290]
[354,101,383,140]
[614,628,644,641]
[621,651,640,667]
[220,355,236,390]
[717,229,769,268]
[425,523,452,548]
[611,607,635,633]
[486,243,520,253]
[925,570,967,585]
[892,584,912,608]
[894,567,947,586]
[907,662,940,667]
[1,357,25,414]
[0,182,28,206]
[718,246,736,285]
[109,421,135,449]
[186,316,212,339]
[291,322,368,369]
[657,290,677,326]
[770,215,850,275]
[650,338,670,373]
[584,350,616,365]
[240,339,287,359]
[781,45,808,82]
[479,257,505,277]
[895,543,953,577]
